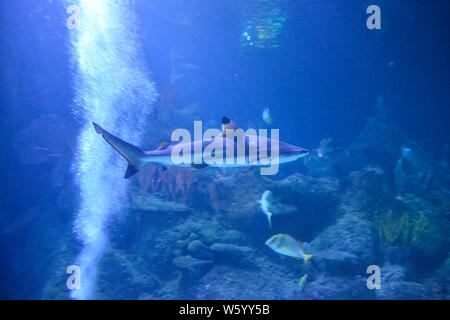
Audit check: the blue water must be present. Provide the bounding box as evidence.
[0,0,449,300]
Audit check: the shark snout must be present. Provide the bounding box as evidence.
[277,142,309,160]
[280,144,308,155]
[293,147,309,157]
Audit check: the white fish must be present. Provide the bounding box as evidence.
[258,190,273,228]
[315,137,332,158]
[401,146,413,161]
[262,107,272,125]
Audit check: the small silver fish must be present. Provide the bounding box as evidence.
[262,107,272,125]
[258,190,273,228]
[315,137,333,158]
[298,274,308,291]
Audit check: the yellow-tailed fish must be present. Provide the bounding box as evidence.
[265,234,312,263]
[298,274,308,291]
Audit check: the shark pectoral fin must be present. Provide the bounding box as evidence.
[157,141,169,150]
[191,163,210,169]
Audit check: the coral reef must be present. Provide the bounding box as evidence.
[334,116,405,176]
[195,264,301,299]
[209,243,255,266]
[36,113,449,300]
[308,166,388,278]
[375,264,429,300]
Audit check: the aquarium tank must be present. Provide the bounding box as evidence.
[0,0,449,302]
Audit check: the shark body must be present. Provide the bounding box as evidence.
[93,120,308,178]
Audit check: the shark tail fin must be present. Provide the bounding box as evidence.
[268,212,272,228]
[93,122,146,179]
[304,254,313,264]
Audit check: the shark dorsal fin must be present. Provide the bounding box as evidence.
[221,116,238,137]
[157,141,169,150]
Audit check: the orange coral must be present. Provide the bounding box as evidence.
[161,167,193,203]
[207,182,220,213]
[137,163,163,196]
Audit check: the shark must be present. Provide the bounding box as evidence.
[92,117,309,178]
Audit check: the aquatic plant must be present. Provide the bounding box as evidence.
[162,167,194,203]
[411,213,428,245]
[374,209,430,248]
[137,164,163,195]
[136,164,194,203]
